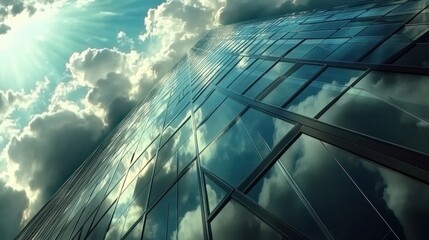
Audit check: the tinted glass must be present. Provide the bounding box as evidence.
[321,71,429,154]
[201,108,294,187]
[197,98,245,151]
[324,142,429,239]
[205,176,227,213]
[285,68,364,117]
[248,162,327,239]
[244,61,295,99]
[262,65,323,106]
[278,135,391,239]
[211,200,283,240]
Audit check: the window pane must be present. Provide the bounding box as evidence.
[357,4,400,18]
[218,57,256,88]
[143,164,203,240]
[194,90,226,127]
[262,65,323,106]
[200,121,261,187]
[304,38,349,60]
[150,154,178,204]
[248,163,326,239]
[177,135,196,174]
[326,37,383,62]
[201,108,294,187]
[278,135,391,239]
[197,98,245,151]
[356,23,401,37]
[394,43,429,67]
[176,165,204,240]
[324,142,429,240]
[363,25,429,64]
[285,68,364,117]
[205,176,227,213]
[158,119,192,172]
[286,39,323,58]
[331,26,365,38]
[142,186,177,240]
[244,61,295,99]
[240,108,295,158]
[211,200,283,240]
[230,59,275,94]
[321,71,429,154]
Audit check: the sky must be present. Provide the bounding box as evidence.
[0,0,369,238]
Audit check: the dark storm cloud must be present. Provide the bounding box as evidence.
[218,0,374,25]
[0,182,29,240]
[8,110,105,203]
[87,72,132,105]
[106,96,137,128]
[10,0,23,15]
[0,23,10,34]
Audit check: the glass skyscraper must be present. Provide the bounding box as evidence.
[16,0,429,239]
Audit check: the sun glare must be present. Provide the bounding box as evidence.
[0,1,112,90]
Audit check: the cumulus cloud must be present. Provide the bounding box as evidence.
[0,23,10,34]
[0,0,44,30]
[67,48,133,85]
[0,181,29,240]
[0,79,49,144]
[6,109,105,206]
[0,78,48,116]
[64,48,140,126]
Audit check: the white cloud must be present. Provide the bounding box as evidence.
[3,108,105,220]
[67,48,134,85]
[0,181,29,239]
[0,23,10,34]
[117,30,126,39]
[0,78,48,116]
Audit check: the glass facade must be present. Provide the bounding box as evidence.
[16,0,429,239]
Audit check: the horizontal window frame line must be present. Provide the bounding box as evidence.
[301,125,429,186]
[216,86,429,185]
[277,55,429,75]
[385,6,429,64]
[193,46,429,75]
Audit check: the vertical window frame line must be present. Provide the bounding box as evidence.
[187,52,211,240]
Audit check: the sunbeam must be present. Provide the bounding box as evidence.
[0,0,152,91]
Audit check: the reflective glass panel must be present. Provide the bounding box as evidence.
[201,108,294,187]
[194,90,226,126]
[248,162,326,239]
[285,68,364,117]
[262,65,323,106]
[240,108,295,158]
[200,121,261,187]
[278,135,391,239]
[326,37,383,62]
[321,71,429,154]
[244,61,295,99]
[197,98,245,151]
[395,43,429,67]
[324,142,429,240]
[286,39,323,58]
[205,176,227,213]
[211,200,283,240]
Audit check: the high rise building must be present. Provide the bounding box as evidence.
[16,0,429,239]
